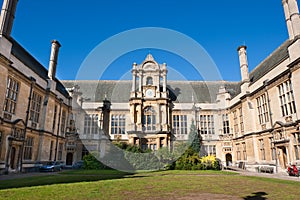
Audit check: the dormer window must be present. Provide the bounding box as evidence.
[146,77,153,85]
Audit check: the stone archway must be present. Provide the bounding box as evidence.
[226,153,232,166]
[66,152,73,166]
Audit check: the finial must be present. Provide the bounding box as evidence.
[145,53,154,61]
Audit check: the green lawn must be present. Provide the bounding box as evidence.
[1,170,300,200]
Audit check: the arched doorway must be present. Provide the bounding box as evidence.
[66,152,73,166]
[226,153,232,166]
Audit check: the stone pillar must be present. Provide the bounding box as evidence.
[162,63,167,92]
[139,73,143,92]
[156,137,161,149]
[132,63,137,92]
[163,137,167,147]
[102,99,111,136]
[157,104,161,130]
[0,0,18,36]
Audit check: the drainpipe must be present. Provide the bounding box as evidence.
[18,76,36,172]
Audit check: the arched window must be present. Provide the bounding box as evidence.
[146,77,153,85]
[143,106,156,131]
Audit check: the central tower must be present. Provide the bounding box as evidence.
[128,54,171,150]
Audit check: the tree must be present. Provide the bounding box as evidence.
[188,120,201,153]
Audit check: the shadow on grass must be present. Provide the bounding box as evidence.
[0,171,138,190]
[243,191,268,200]
[0,169,237,190]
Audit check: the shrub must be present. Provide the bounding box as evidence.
[173,147,220,170]
[200,155,220,170]
[82,152,110,170]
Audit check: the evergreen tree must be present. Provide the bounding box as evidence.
[188,120,201,153]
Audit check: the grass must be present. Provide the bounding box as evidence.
[0,170,300,200]
[0,170,132,190]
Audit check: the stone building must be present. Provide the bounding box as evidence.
[63,0,300,173]
[0,0,79,173]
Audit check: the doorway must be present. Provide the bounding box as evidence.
[226,153,232,166]
[66,152,73,166]
[10,147,16,169]
[282,147,287,169]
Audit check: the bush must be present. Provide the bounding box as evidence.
[82,152,110,170]
[173,147,220,170]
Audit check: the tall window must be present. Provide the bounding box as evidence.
[30,92,42,124]
[3,76,20,114]
[143,107,156,131]
[111,114,126,134]
[52,105,57,132]
[259,139,265,160]
[222,114,230,134]
[203,145,216,156]
[239,108,244,133]
[233,110,239,135]
[236,143,241,160]
[24,137,34,160]
[173,115,187,134]
[295,145,299,160]
[199,115,214,134]
[84,114,99,134]
[278,80,296,116]
[49,141,54,160]
[82,146,89,159]
[60,111,66,136]
[257,94,269,124]
[58,143,63,160]
[269,137,276,160]
[242,142,247,160]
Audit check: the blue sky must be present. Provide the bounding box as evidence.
[8,0,288,81]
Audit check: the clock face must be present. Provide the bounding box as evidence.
[145,89,154,97]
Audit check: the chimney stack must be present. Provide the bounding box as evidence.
[48,40,61,80]
[282,0,300,39]
[237,45,249,83]
[0,0,18,36]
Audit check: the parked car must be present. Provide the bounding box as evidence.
[72,160,84,169]
[39,161,62,172]
[59,161,66,169]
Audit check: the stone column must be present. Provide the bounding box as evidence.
[139,73,143,92]
[157,104,161,130]
[163,137,167,147]
[132,63,137,92]
[156,137,161,149]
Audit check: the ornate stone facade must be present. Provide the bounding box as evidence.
[63,0,300,173]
